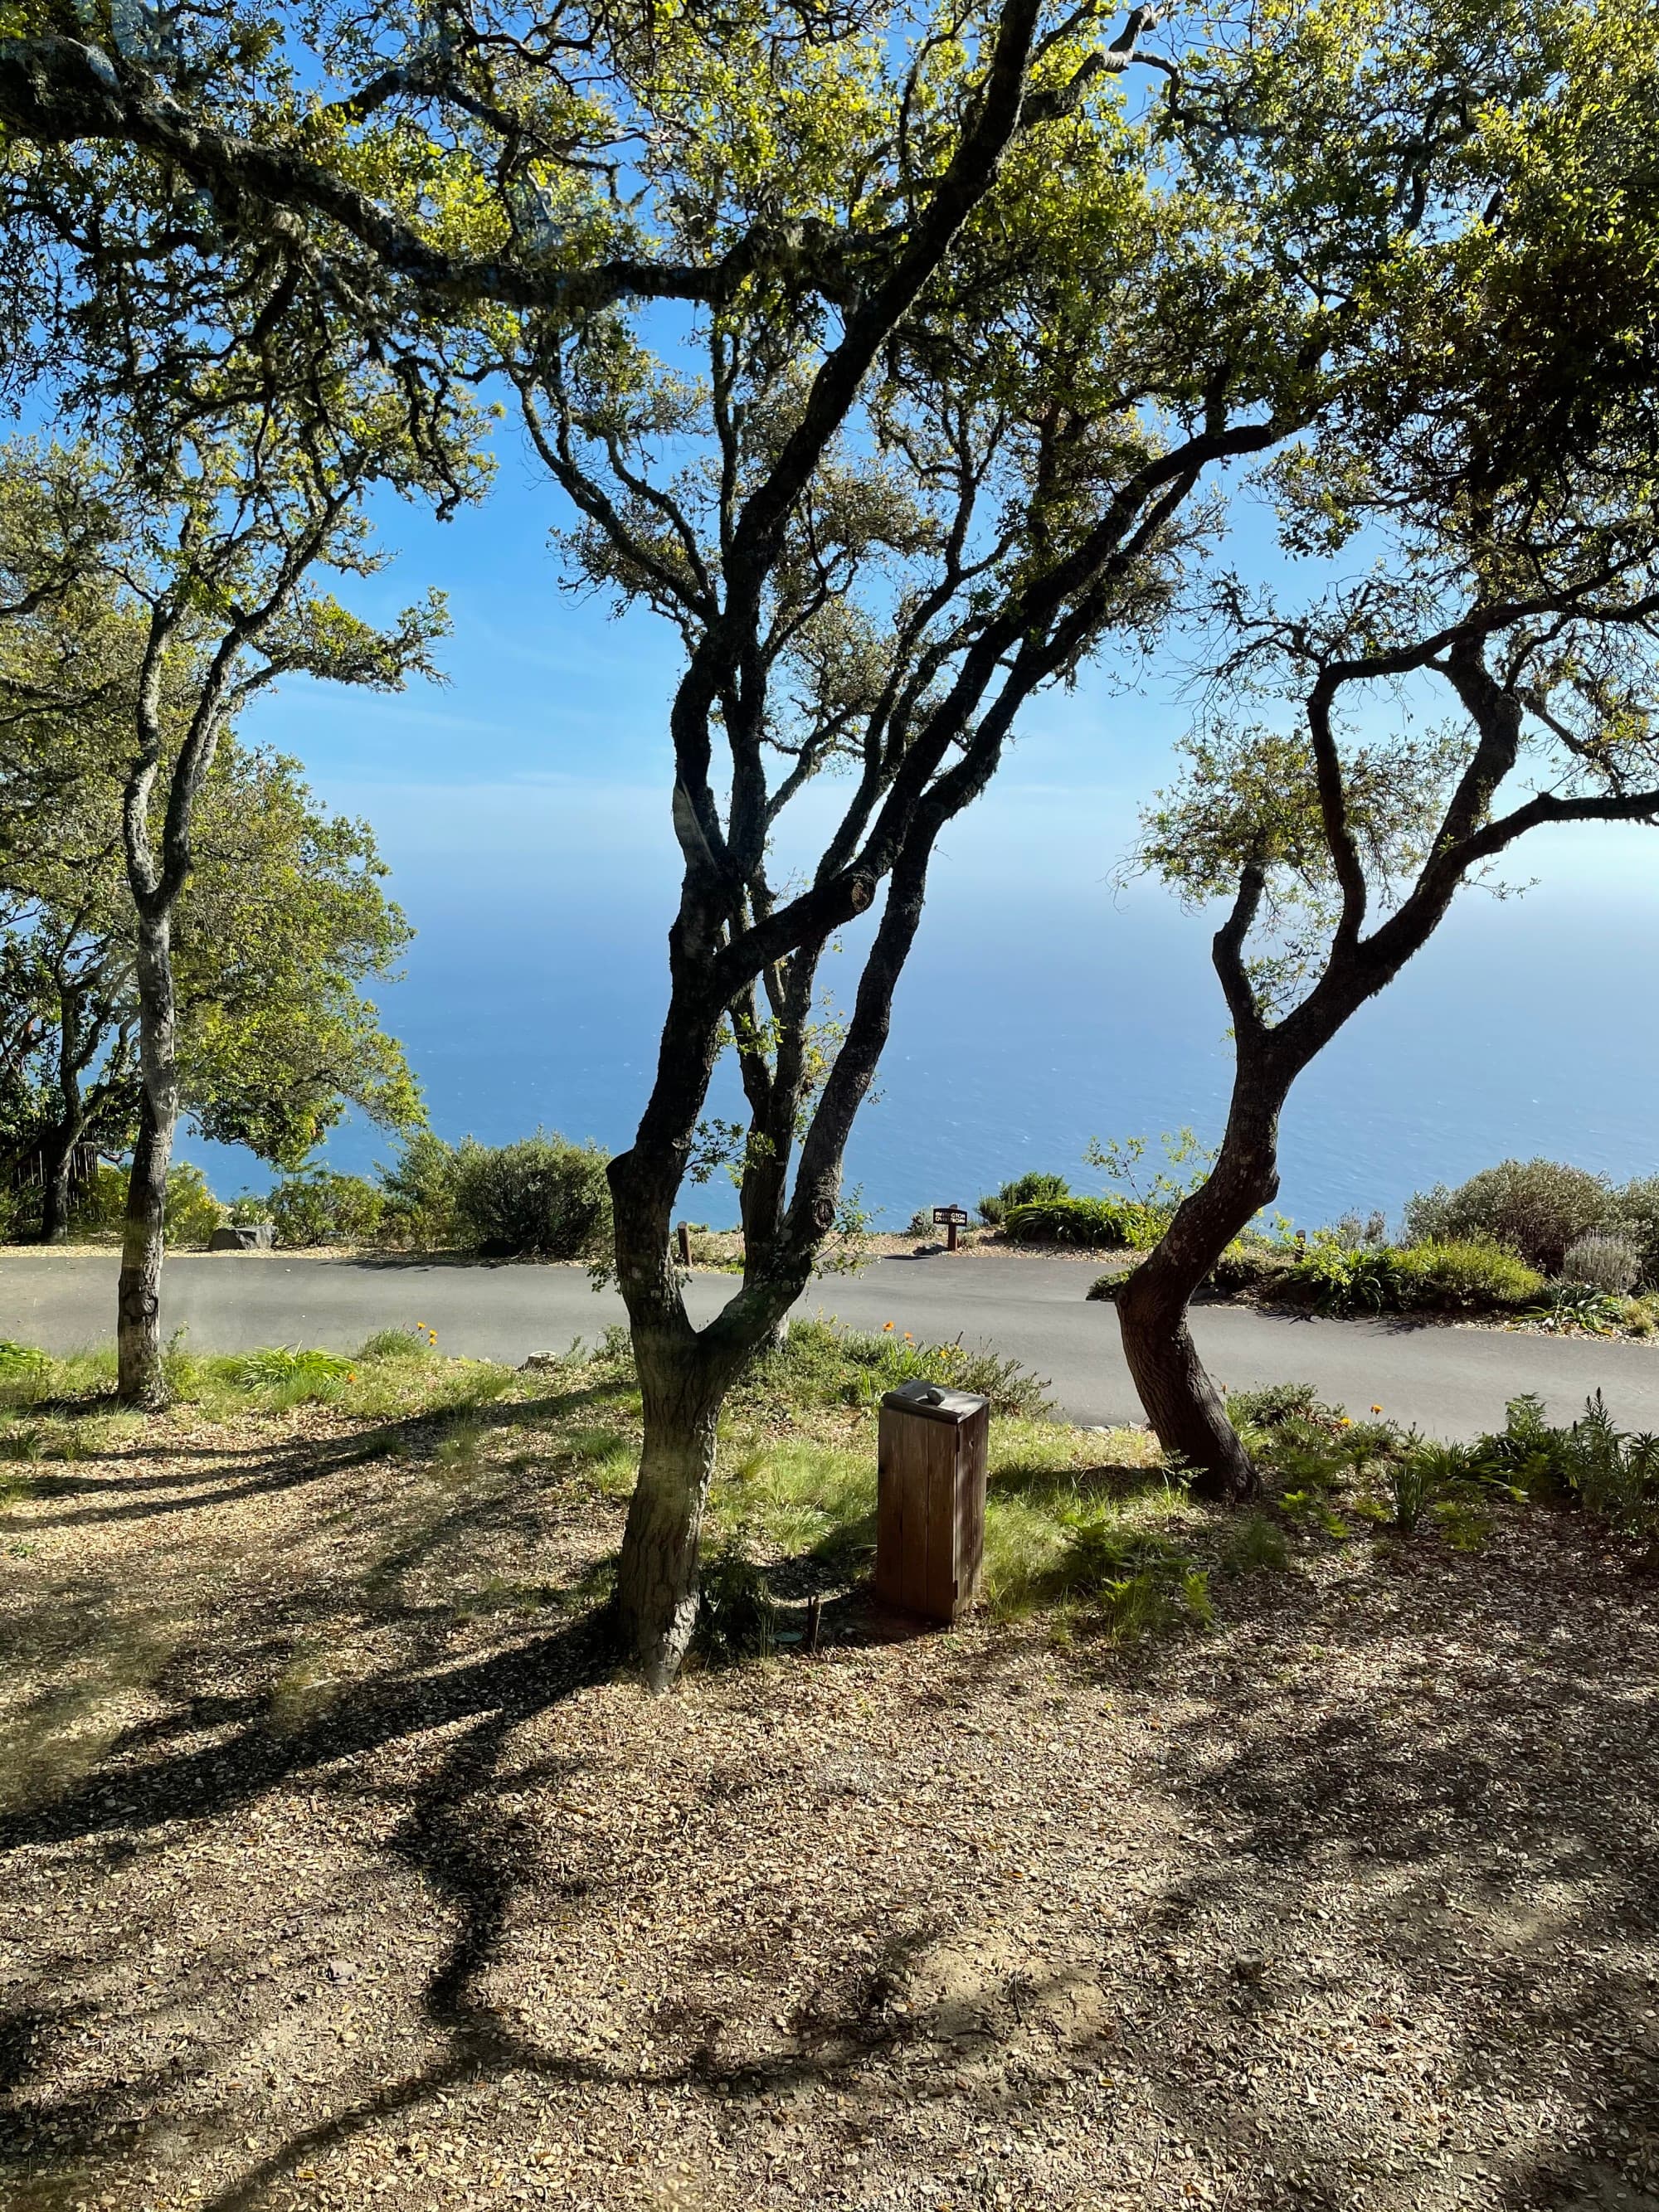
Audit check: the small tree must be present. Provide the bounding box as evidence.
[1113,0,1659,1493]
[0,435,452,1392]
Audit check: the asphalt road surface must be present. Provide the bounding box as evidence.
[4,1248,1657,1437]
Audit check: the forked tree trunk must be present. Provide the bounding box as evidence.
[1116,1081,1289,1501]
[118,915,178,1409]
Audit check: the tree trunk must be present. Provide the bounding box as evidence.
[118,913,178,1410]
[38,1145,74,1243]
[117,1094,173,1407]
[1117,1253,1260,1501]
[1116,1079,1289,1502]
[615,1338,722,1690]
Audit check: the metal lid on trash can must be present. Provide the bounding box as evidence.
[880,1378,988,1423]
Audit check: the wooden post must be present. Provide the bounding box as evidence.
[676,1221,692,1266]
[874,1380,989,1624]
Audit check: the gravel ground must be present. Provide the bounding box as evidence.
[3,1388,1659,2212]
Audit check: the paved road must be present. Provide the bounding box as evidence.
[2,1249,1656,1437]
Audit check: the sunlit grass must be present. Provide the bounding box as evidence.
[0,1320,1216,1651]
[712,1435,877,1560]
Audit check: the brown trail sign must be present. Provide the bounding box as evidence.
[932,1203,971,1253]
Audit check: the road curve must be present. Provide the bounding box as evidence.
[2,1248,1656,1439]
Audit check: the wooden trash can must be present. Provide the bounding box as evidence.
[874,1378,990,1623]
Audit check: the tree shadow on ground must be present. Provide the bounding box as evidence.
[7,1428,1659,2212]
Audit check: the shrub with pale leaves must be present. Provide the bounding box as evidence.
[1560,1232,1642,1296]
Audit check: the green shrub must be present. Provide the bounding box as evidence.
[67,1160,226,1247]
[1522,1281,1630,1334]
[695,1542,777,1663]
[1403,1159,1622,1273]
[451,1132,611,1259]
[1280,1236,1540,1315]
[265,1169,386,1248]
[978,1171,1072,1228]
[0,1339,51,1412]
[1561,1232,1642,1295]
[1004,1194,1165,1249]
[1412,1239,1545,1308]
[1386,1439,1480,1533]
[1473,1392,1659,1535]
[1204,1242,1283,1296]
[377,1130,463,1249]
[1227,1380,1326,1430]
[1613,1176,1659,1291]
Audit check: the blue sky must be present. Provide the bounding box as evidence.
[197,423,1659,1226]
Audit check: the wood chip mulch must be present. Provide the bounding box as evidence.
[3,1394,1659,2212]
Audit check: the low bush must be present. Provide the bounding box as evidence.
[1004,1194,1165,1250]
[1525,1281,1632,1335]
[1402,1159,1623,1273]
[693,1542,778,1663]
[1472,1391,1659,1536]
[451,1132,611,1259]
[1278,1235,1541,1315]
[977,1171,1072,1228]
[377,1131,463,1249]
[264,1169,386,1248]
[1204,1242,1284,1296]
[1227,1380,1325,1430]
[1561,1232,1642,1295]
[67,1160,226,1248]
[1616,1176,1659,1291]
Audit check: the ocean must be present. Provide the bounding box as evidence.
[186,772,1659,1233]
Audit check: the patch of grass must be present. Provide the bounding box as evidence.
[269,1646,346,1733]
[432,1415,489,1482]
[1053,1523,1213,1641]
[562,1426,640,1499]
[713,1436,874,1562]
[0,1607,183,1812]
[451,1574,564,1620]
[358,1326,441,1360]
[0,1340,51,1410]
[737,1317,1053,1419]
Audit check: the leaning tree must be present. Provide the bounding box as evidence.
[0,0,1603,1670]
[1111,0,1659,1492]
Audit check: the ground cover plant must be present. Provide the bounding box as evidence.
[1093,1230,1659,1337]
[5,1325,1659,2211]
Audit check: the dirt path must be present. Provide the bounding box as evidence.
[3,1383,1659,2212]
